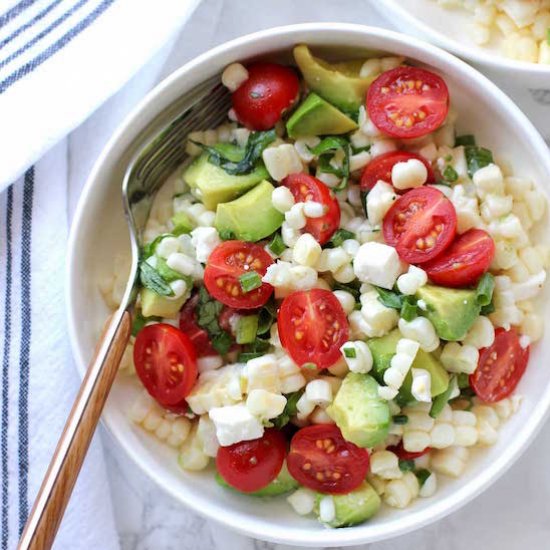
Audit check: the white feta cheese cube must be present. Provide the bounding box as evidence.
[354,242,404,289]
[209,404,264,446]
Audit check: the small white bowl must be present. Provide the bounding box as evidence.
[372,0,550,138]
[67,23,550,547]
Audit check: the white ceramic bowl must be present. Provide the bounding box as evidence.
[67,24,550,547]
[371,0,550,138]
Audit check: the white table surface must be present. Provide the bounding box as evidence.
[66,0,550,548]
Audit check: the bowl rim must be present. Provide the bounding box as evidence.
[377,0,550,74]
[66,22,550,546]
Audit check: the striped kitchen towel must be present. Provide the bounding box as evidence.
[0,0,202,190]
[0,143,121,550]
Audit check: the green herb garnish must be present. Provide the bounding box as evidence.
[330,228,356,248]
[374,286,418,321]
[455,134,476,147]
[311,136,351,191]
[392,414,408,425]
[239,270,262,293]
[399,459,415,472]
[212,331,233,355]
[196,129,276,175]
[268,232,286,256]
[415,469,432,487]
[343,347,357,359]
[131,312,161,336]
[139,261,174,296]
[443,165,458,183]
[465,145,493,177]
[272,391,303,429]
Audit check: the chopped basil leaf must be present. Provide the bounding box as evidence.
[399,459,415,472]
[212,331,233,355]
[400,297,418,322]
[392,414,408,425]
[218,229,236,240]
[330,228,356,248]
[268,232,286,256]
[333,280,361,300]
[455,134,476,147]
[271,390,303,429]
[237,337,271,362]
[475,273,495,306]
[139,261,174,296]
[465,145,493,177]
[239,270,262,293]
[257,299,277,336]
[415,468,432,487]
[312,136,351,191]
[196,129,276,175]
[375,287,403,310]
[344,347,357,359]
[443,165,458,183]
[142,234,170,259]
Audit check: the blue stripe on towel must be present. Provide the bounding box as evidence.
[1,187,14,550]
[0,0,114,94]
[0,0,65,52]
[0,0,39,29]
[0,0,91,71]
[18,168,34,534]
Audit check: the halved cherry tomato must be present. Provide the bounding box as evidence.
[216,429,287,493]
[277,289,348,370]
[287,425,370,494]
[387,441,431,461]
[360,151,435,191]
[283,173,341,245]
[424,229,495,288]
[367,66,449,139]
[204,241,274,309]
[383,186,457,264]
[232,62,300,131]
[179,293,217,357]
[134,323,198,407]
[470,328,529,403]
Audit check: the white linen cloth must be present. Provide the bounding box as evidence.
[0,0,201,189]
[1,1,550,550]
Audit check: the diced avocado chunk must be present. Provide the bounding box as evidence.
[286,93,358,138]
[171,211,194,235]
[183,152,268,210]
[314,482,381,528]
[293,44,377,113]
[416,285,480,341]
[367,329,449,397]
[215,180,284,242]
[140,288,189,318]
[215,463,298,496]
[326,373,390,448]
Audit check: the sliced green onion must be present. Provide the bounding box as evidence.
[343,347,356,359]
[239,270,262,293]
[475,273,495,306]
[268,232,286,256]
[430,377,455,418]
[236,315,259,344]
[400,298,418,322]
[443,165,458,183]
[392,414,408,425]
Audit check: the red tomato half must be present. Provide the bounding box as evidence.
[470,328,529,403]
[204,241,274,309]
[283,173,340,245]
[387,442,431,461]
[134,324,198,407]
[367,66,449,139]
[424,229,495,287]
[287,425,370,494]
[383,186,457,264]
[179,293,217,357]
[360,151,435,192]
[216,429,287,493]
[232,62,300,131]
[277,289,349,370]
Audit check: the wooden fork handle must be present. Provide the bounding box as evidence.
[18,310,132,550]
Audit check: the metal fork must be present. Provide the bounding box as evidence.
[18,75,232,550]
